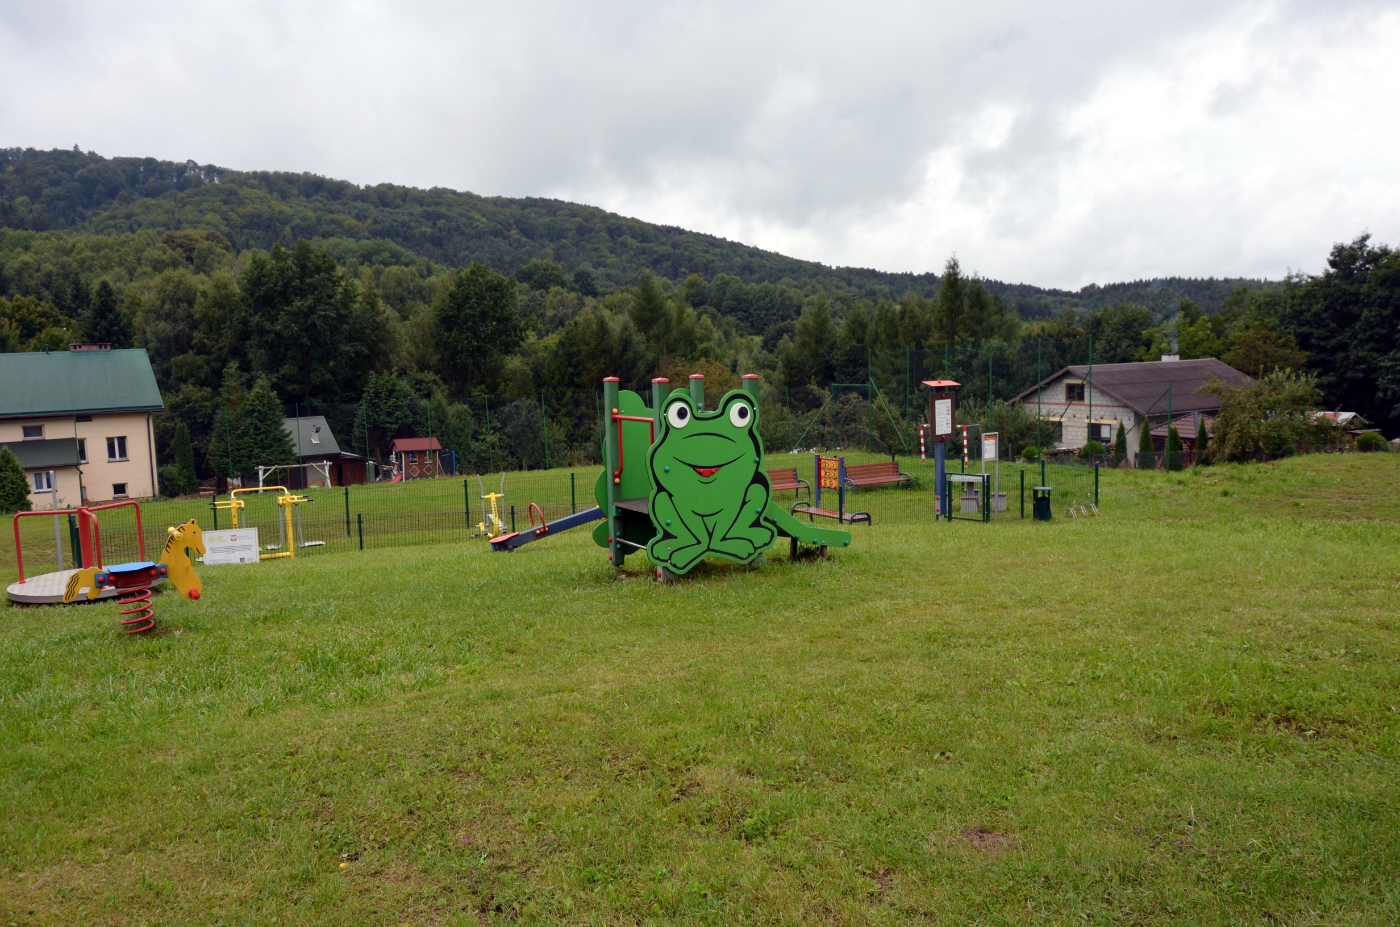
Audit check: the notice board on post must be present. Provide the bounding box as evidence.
[201,528,261,565]
[930,395,955,439]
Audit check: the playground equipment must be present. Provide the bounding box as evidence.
[214,486,323,560]
[8,502,205,632]
[472,473,508,539]
[489,374,853,576]
[791,455,872,525]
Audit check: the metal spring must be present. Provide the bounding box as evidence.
[117,582,155,634]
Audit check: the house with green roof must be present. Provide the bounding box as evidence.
[0,347,164,509]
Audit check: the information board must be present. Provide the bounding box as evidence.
[981,432,998,463]
[933,398,953,437]
[201,528,261,565]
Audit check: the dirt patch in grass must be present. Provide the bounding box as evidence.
[960,828,1015,851]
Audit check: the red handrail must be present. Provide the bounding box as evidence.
[10,500,146,583]
[611,413,656,484]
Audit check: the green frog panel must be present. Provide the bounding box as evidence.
[646,390,774,573]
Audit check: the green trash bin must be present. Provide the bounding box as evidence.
[1032,486,1053,521]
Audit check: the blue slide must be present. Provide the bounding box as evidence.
[489,507,604,553]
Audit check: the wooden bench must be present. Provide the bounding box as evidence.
[791,501,871,525]
[765,467,810,498]
[843,461,913,490]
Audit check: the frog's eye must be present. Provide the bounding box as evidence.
[729,402,752,428]
[667,403,691,429]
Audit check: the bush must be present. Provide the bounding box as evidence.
[1084,440,1106,457]
[1113,421,1127,460]
[1021,445,1040,459]
[1356,432,1387,452]
[158,464,199,498]
[0,446,31,513]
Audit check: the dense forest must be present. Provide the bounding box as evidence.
[2,146,1396,483]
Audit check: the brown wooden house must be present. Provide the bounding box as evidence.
[391,437,446,480]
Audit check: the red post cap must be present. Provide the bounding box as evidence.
[742,373,760,379]
[651,377,669,383]
[689,374,704,379]
[604,376,620,382]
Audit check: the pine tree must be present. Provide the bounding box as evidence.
[79,280,134,347]
[0,447,32,514]
[1137,419,1156,469]
[1195,418,1211,465]
[208,363,247,479]
[1167,425,1184,471]
[173,422,197,490]
[240,376,296,476]
[1113,420,1128,463]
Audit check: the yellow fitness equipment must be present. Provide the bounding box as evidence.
[218,486,324,560]
[472,473,507,539]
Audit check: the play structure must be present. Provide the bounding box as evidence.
[210,486,323,560]
[8,501,205,633]
[489,374,853,576]
[791,455,872,525]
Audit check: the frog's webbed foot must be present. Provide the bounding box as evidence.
[712,482,775,562]
[648,492,706,572]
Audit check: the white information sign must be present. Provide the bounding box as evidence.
[933,398,953,437]
[981,432,998,462]
[201,528,261,565]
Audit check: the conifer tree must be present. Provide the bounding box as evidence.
[1137,419,1156,469]
[1113,420,1127,463]
[0,447,31,514]
[1167,425,1184,471]
[79,280,134,347]
[240,376,296,476]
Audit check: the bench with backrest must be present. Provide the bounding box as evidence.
[843,460,913,490]
[790,500,871,525]
[765,467,810,498]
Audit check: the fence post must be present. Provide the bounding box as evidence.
[464,479,470,527]
[357,512,363,550]
[1020,469,1025,519]
[344,486,351,537]
[1094,464,1099,506]
[510,504,516,533]
[1041,459,1046,490]
[571,472,576,514]
[68,513,81,564]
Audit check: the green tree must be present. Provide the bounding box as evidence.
[572,267,600,298]
[240,376,296,474]
[1085,303,1156,364]
[1166,425,1183,471]
[79,280,134,347]
[353,370,421,463]
[1113,421,1128,462]
[173,421,197,485]
[0,447,31,514]
[932,256,967,346]
[438,263,522,389]
[238,241,368,402]
[628,271,672,354]
[1222,321,1308,377]
[514,259,569,292]
[208,363,247,479]
[1201,369,1337,462]
[1137,419,1156,469]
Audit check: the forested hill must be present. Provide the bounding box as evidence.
[1,147,1269,314]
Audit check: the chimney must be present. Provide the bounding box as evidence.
[69,343,112,351]
[1160,353,1180,362]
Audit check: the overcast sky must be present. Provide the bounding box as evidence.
[2,0,1398,288]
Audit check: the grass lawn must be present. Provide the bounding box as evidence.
[2,455,1399,925]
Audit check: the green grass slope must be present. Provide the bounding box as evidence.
[2,454,1398,925]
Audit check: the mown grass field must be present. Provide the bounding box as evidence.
[2,455,1399,925]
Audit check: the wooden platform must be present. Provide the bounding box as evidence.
[6,569,127,605]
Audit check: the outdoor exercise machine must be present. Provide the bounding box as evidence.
[489,373,853,577]
[8,501,205,633]
[211,486,323,559]
[472,473,507,539]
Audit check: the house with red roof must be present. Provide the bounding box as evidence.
[390,437,446,480]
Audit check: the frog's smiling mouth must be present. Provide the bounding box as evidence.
[677,455,742,478]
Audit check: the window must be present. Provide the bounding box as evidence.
[1065,382,1085,402]
[1089,423,1113,443]
[22,425,44,440]
[311,425,322,445]
[77,438,87,463]
[106,436,128,461]
[112,483,128,498]
[408,452,418,464]
[33,470,54,492]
